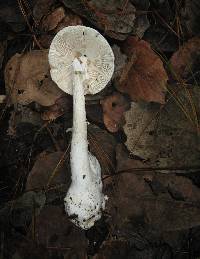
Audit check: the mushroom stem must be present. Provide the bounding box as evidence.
[64,58,106,229]
[70,63,91,184]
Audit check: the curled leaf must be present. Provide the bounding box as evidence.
[170,37,200,80]
[4,50,63,106]
[41,6,66,32]
[181,0,200,37]
[117,37,168,104]
[101,92,130,133]
[39,7,82,48]
[61,0,136,40]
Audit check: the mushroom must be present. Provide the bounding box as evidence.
[48,26,114,229]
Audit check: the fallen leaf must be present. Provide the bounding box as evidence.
[123,85,200,168]
[13,241,48,259]
[4,50,64,106]
[54,10,82,32]
[34,206,87,259]
[41,7,66,32]
[41,95,72,121]
[143,25,179,53]
[108,171,200,234]
[0,40,6,69]
[33,0,56,23]
[100,92,130,132]
[104,139,200,236]
[117,36,168,104]
[0,191,46,228]
[181,0,200,37]
[93,239,171,259]
[39,7,82,48]
[8,106,43,136]
[170,37,200,80]
[93,240,132,259]
[116,143,146,172]
[88,124,118,176]
[112,45,127,84]
[61,0,136,40]
[131,0,150,38]
[26,151,70,191]
[0,0,26,32]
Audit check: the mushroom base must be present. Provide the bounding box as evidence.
[64,152,106,230]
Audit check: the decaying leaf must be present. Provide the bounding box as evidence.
[100,92,130,132]
[39,6,82,48]
[104,143,200,247]
[170,37,200,80]
[12,241,48,259]
[123,84,200,168]
[41,6,66,31]
[54,9,82,33]
[26,151,70,191]
[33,0,56,23]
[34,206,87,259]
[61,0,136,40]
[8,106,43,136]
[117,37,168,104]
[107,169,200,235]
[112,45,127,83]
[88,124,118,176]
[143,25,179,53]
[4,50,64,106]
[131,0,150,38]
[93,239,172,259]
[0,191,46,228]
[0,40,6,69]
[41,95,72,121]
[93,240,133,259]
[181,0,200,37]
[116,143,146,172]
[0,0,26,32]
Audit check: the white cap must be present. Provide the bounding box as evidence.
[48,25,114,95]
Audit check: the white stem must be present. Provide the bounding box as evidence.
[64,58,106,230]
[70,71,91,184]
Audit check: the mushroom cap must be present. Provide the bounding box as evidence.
[48,26,114,95]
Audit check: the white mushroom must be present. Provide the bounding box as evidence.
[48,26,114,229]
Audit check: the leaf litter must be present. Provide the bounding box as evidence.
[0,1,200,259]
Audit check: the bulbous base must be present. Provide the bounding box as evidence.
[64,152,107,230]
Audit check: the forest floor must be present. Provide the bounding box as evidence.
[0,0,200,258]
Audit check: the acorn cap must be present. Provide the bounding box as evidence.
[48,25,114,95]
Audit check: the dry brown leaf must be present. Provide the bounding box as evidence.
[170,37,200,79]
[88,124,118,176]
[26,151,70,191]
[61,0,136,40]
[33,0,56,23]
[123,85,200,168]
[34,206,87,259]
[4,50,63,106]
[104,143,200,235]
[39,8,82,48]
[14,240,49,259]
[116,143,146,172]
[0,40,6,69]
[55,11,82,32]
[100,92,130,132]
[108,171,200,234]
[93,240,130,259]
[181,0,200,37]
[117,37,168,104]
[41,6,66,31]
[41,95,72,121]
